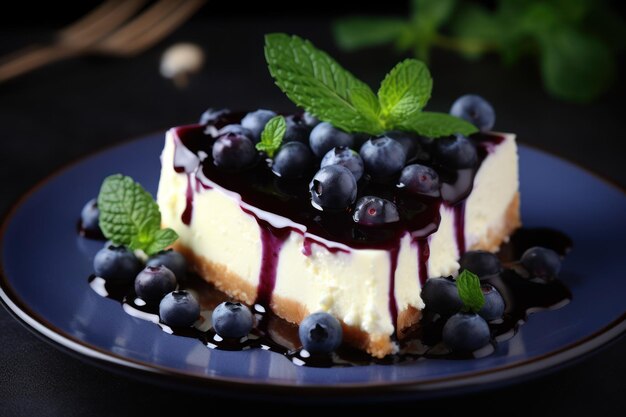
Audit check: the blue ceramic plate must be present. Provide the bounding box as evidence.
[1,134,625,399]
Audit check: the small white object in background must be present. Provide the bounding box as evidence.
[160,43,205,88]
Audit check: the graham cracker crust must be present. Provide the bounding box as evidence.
[172,192,521,358]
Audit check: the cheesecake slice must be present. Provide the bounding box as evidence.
[157,122,520,358]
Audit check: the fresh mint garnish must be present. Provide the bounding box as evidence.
[378,59,432,125]
[456,270,485,313]
[264,33,477,138]
[256,115,286,157]
[264,33,384,134]
[97,174,178,255]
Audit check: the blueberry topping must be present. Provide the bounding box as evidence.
[134,265,177,303]
[216,124,254,142]
[442,312,491,352]
[478,284,505,321]
[199,108,230,126]
[309,122,354,157]
[434,135,477,169]
[459,250,502,278]
[272,142,314,179]
[398,164,440,196]
[386,131,422,162]
[241,109,277,141]
[521,247,562,281]
[309,165,357,210]
[80,198,101,235]
[283,114,312,143]
[212,301,254,338]
[212,133,256,170]
[298,312,343,354]
[147,249,188,281]
[321,146,364,181]
[302,111,320,127]
[421,277,463,316]
[359,136,406,179]
[159,290,200,327]
[450,94,495,132]
[93,245,142,283]
[352,196,400,226]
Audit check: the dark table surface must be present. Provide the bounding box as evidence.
[1,16,625,416]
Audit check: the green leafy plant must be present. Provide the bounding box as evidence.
[334,0,624,102]
[264,33,477,138]
[456,270,485,313]
[256,115,287,157]
[98,174,178,255]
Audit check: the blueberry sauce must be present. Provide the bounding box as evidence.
[89,227,572,367]
[169,114,505,310]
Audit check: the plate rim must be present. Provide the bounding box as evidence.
[1,133,625,394]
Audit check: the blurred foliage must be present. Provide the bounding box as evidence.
[333,0,625,102]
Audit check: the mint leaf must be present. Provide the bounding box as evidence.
[456,270,485,313]
[400,111,478,138]
[348,87,381,123]
[378,59,432,127]
[145,228,179,256]
[256,115,286,157]
[333,17,409,51]
[264,33,383,134]
[97,174,178,255]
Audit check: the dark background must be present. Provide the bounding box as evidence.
[1,2,625,415]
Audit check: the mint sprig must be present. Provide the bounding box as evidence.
[97,174,178,255]
[256,115,286,157]
[264,33,477,138]
[456,270,485,313]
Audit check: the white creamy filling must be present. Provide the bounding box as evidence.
[157,130,518,339]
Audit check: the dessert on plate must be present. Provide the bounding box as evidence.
[86,34,566,362]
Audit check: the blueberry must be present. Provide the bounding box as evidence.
[283,114,312,143]
[386,131,420,161]
[434,135,477,169]
[212,301,254,338]
[199,108,230,126]
[298,312,343,354]
[241,109,277,141]
[93,245,142,283]
[421,277,463,316]
[352,196,400,226]
[521,247,561,281]
[134,265,177,303]
[272,142,314,179]
[147,249,188,281]
[459,250,502,278]
[398,164,440,196]
[159,290,200,327]
[212,133,256,170]
[309,122,354,157]
[443,312,491,352]
[80,198,101,234]
[450,94,495,132]
[216,124,254,142]
[321,146,364,181]
[302,111,320,127]
[478,284,505,321]
[359,136,406,179]
[309,165,357,210]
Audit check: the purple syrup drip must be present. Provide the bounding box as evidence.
[416,239,430,286]
[254,220,291,306]
[181,174,194,225]
[387,242,400,329]
[453,202,466,256]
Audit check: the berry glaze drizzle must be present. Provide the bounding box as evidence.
[171,112,504,315]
